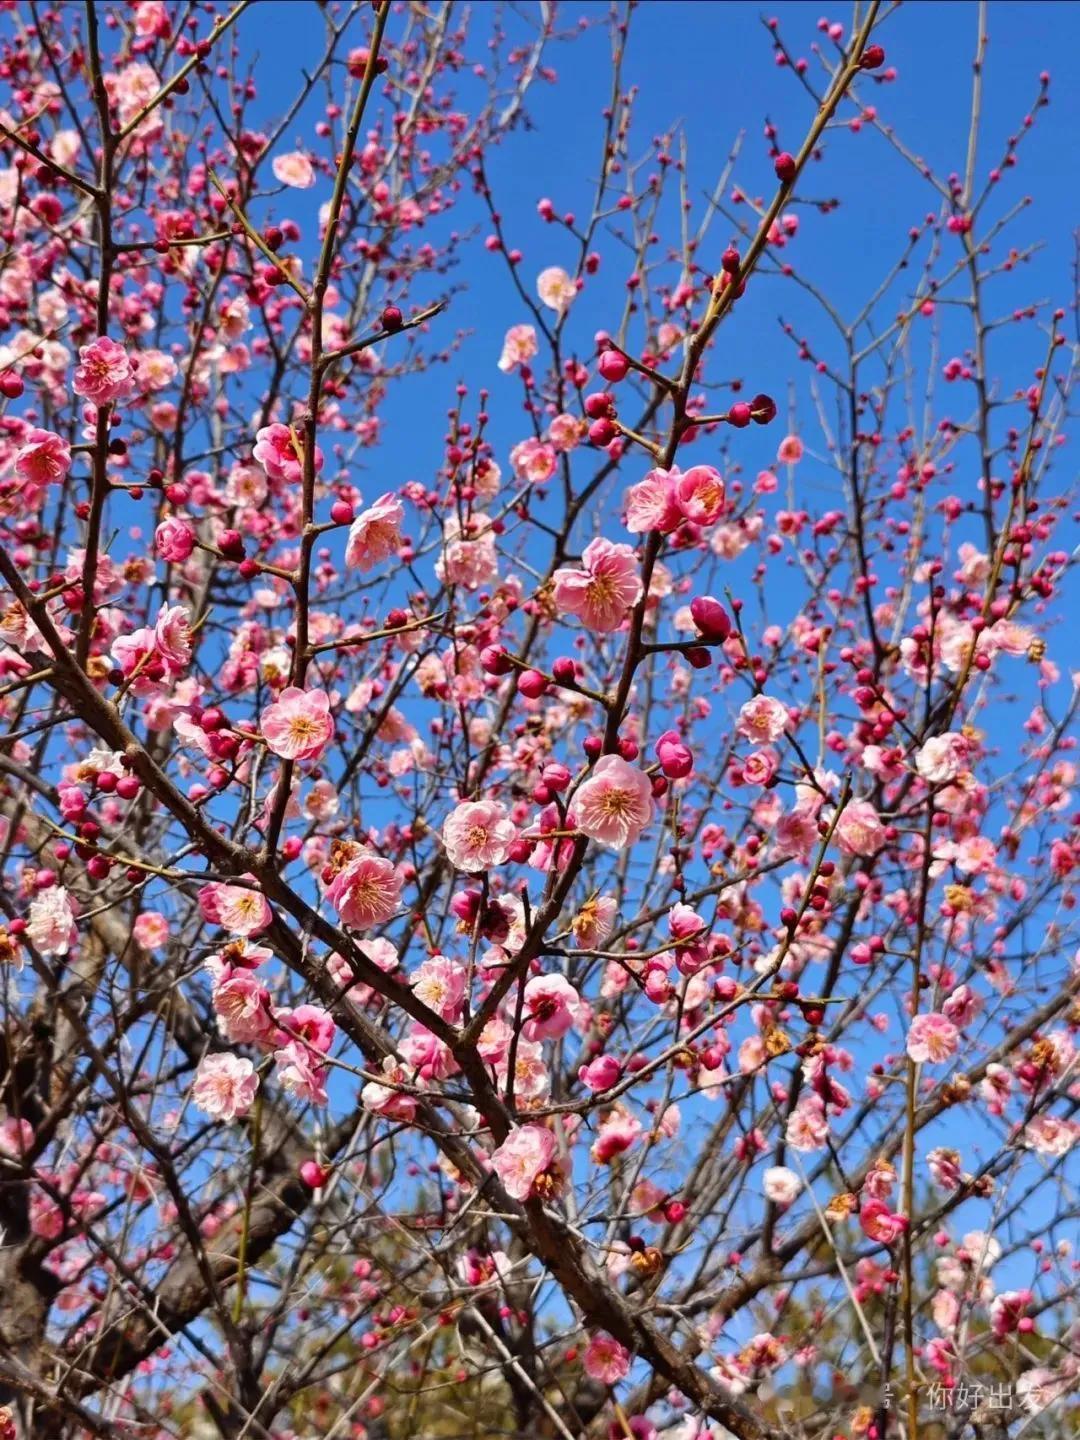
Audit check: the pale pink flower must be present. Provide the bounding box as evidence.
[344,493,404,570]
[361,1056,418,1121]
[435,515,500,589]
[134,0,171,38]
[198,881,272,937]
[15,429,71,487]
[497,323,537,373]
[536,265,577,314]
[736,694,790,744]
[835,800,887,857]
[411,956,467,1021]
[570,893,617,948]
[522,973,579,1041]
[906,1012,960,1065]
[575,755,653,849]
[491,1124,556,1201]
[191,1053,258,1121]
[442,799,516,872]
[155,515,196,562]
[763,1166,801,1206]
[624,467,683,534]
[213,971,273,1044]
[274,1040,328,1105]
[553,537,642,633]
[583,1331,631,1384]
[326,852,402,930]
[743,748,779,786]
[133,911,169,950]
[153,603,194,668]
[547,412,584,451]
[272,150,316,188]
[675,464,726,525]
[777,434,804,464]
[785,1096,829,1152]
[26,886,78,956]
[253,422,321,484]
[916,732,971,784]
[510,437,558,484]
[1024,1114,1077,1156]
[261,686,333,762]
[72,336,136,405]
[0,1116,34,1158]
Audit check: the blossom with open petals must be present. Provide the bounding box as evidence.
[497,323,537,373]
[736,694,789,744]
[253,423,321,484]
[198,881,272,937]
[27,886,78,956]
[522,973,579,1041]
[261,687,334,762]
[15,429,71,488]
[191,1053,258,1121]
[326,852,402,930]
[906,1012,959,1065]
[574,755,653,849]
[624,467,682,534]
[675,465,725,525]
[835,800,887,857]
[443,799,516,872]
[916,731,971,784]
[583,1332,631,1384]
[73,336,136,405]
[537,265,576,314]
[763,1166,801,1206]
[553,538,642,633]
[345,493,404,570]
[272,150,315,188]
[491,1124,556,1201]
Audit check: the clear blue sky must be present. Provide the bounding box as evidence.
[242,0,1079,509]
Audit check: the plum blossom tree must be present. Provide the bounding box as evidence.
[0,2,1077,1439]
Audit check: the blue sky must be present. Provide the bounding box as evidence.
[241,1,1079,508]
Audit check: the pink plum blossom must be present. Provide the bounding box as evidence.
[491,1124,557,1201]
[442,799,516,872]
[674,465,726,525]
[72,336,136,405]
[26,886,78,956]
[574,755,653,849]
[155,516,196,562]
[583,1331,631,1384]
[536,265,577,313]
[253,422,322,484]
[191,1053,258,1121]
[326,852,402,930]
[835,800,887,857]
[521,972,579,1040]
[906,1012,960,1064]
[916,731,971,783]
[553,538,642,633]
[261,687,334,761]
[736,694,790,744]
[198,882,273,938]
[497,323,537,373]
[344,493,404,570]
[15,429,71,488]
[272,150,316,188]
[624,467,683,534]
[777,434,804,464]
